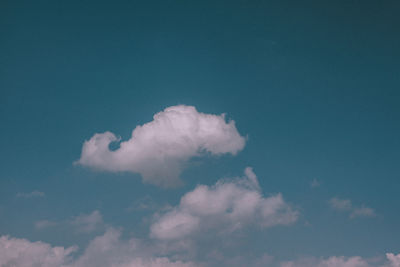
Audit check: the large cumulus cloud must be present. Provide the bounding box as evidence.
[77,105,246,187]
[150,168,298,240]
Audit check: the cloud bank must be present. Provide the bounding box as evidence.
[1,230,399,267]
[0,235,77,267]
[150,168,298,240]
[77,105,246,187]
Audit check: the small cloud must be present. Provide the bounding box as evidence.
[35,210,105,234]
[35,220,57,230]
[126,196,161,212]
[70,210,104,233]
[16,191,45,198]
[310,179,320,188]
[329,197,376,219]
[350,206,376,219]
[329,197,352,211]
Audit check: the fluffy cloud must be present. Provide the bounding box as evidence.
[2,231,399,267]
[150,167,298,240]
[386,253,400,267]
[0,235,76,267]
[68,228,198,267]
[0,229,198,267]
[77,105,246,187]
[329,197,376,219]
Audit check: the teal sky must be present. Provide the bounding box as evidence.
[1,1,399,266]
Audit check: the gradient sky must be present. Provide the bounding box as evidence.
[1,1,399,266]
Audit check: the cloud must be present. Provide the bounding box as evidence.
[350,207,376,219]
[386,253,400,267]
[0,235,76,267]
[68,228,198,267]
[280,256,371,267]
[0,229,197,267]
[2,230,399,267]
[76,105,246,187]
[329,197,376,219]
[35,220,58,229]
[16,191,45,198]
[280,253,400,267]
[70,210,105,233]
[150,167,298,241]
[35,210,105,233]
[310,178,321,188]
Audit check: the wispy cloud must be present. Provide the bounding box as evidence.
[35,220,57,230]
[16,191,45,198]
[310,179,321,188]
[1,230,399,267]
[70,210,104,233]
[35,210,105,234]
[329,197,376,219]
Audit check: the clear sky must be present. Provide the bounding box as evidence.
[0,1,399,266]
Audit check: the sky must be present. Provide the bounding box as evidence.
[0,0,399,266]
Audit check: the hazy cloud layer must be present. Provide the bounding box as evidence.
[329,197,376,219]
[77,105,246,187]
[150,168,298,240]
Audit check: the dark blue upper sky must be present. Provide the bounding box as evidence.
[0,1,399,266]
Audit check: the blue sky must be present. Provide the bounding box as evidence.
[1,1,399,266]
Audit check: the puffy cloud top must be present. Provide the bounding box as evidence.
[150,168,298,240]
[77,105,246,187]
[0,235,76,267]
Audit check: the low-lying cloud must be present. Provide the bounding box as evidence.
[150,168,298,240]
[1,230,399,267]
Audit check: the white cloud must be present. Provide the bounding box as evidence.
[1,230,399,267]
[77,105,246,187]
[68,228,198,267]
[16,191,45,198]
[0,235,76,267]
[329,197,376,219]
[386,253,400,267]
[150,167,298,240]
[0,229,198,267]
